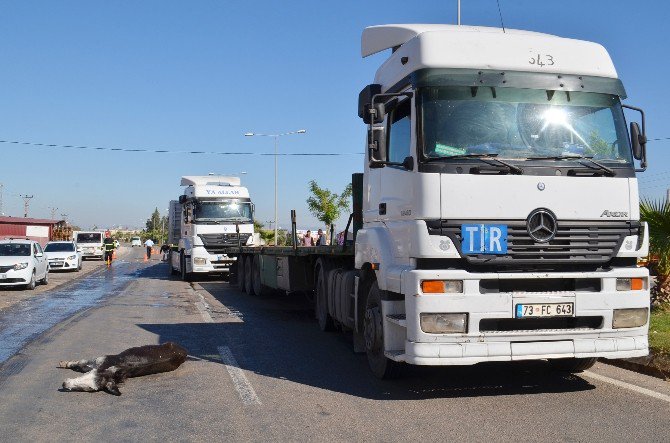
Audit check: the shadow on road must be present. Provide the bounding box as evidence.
[137,280,596,401]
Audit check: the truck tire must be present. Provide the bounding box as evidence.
[252,255,268,296]
[238,256,247,293]
[245,255,255,295]
[180,251,191,282]
[549,357,597,373]
[364,281,401,379]
[315,266,335,332]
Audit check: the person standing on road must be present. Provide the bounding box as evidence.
[144,238,154,260]
[160,243,170,261]
[103,231,116,265]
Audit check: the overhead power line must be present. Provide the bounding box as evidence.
[0,139,363,156]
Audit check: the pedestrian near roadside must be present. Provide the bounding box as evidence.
[103,231,116,264]
[144,238,154,260]
[316,229,327,246]
[302,230,314,246]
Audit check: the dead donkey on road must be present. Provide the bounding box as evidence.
[59,342,188,395]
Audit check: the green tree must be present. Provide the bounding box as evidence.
[640,198,670,307]
[254,220,275,245]
[306,180,352,238]
[144,208,168,243]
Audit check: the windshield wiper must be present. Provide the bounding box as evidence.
[424,153,523,174]
[525,155,616,176]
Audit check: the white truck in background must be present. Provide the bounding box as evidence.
[169,175,258,280]
[73,231,104,260]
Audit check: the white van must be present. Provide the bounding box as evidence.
[74,231,104,260]
[131,236,142,247]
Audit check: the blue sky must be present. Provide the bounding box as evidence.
[0,0,669,230]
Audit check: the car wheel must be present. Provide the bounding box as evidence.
[26,271,36,290]
[40,269,49,285]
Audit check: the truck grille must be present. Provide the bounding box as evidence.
[198,233,251,253]
[426,220,638,266]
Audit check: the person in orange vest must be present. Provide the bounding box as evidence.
[103,231,116,264]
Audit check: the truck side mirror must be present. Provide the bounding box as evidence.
[368,126,386,168]
[630,122,646,162]
[622,104,647,172]
[358,84,382,124]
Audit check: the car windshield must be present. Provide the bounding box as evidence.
[131,237,140,241]
[45,243,75,252]
[0,243,31,256]
[420,87,632,164]
[194,201,253,222]
[76,233,102,243]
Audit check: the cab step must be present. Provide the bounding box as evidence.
[384,350,406,362]
[385,314,406,327]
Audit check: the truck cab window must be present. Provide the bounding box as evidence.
[387,99,411,164]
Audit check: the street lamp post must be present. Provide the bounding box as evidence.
[244,129,306,245]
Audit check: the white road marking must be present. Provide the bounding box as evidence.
[583,370,670,403]
[194,292,213,323]
[217,346,261,406]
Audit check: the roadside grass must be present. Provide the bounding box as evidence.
[649,307,670,356]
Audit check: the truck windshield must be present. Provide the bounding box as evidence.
[420,87,632,164]
[76,233,102,243]
[194,201,253,223]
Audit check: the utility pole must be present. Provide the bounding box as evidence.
[21,195,33,218]
[49,206,58,220]
[61,213,68,222]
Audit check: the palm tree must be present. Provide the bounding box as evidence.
[640,198,670,307]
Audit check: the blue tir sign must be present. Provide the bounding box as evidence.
[461,224,508,255]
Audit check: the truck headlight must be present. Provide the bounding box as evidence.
[613,308,648,328]
[615,278,646,291]
[13,262,29,270]
[193,257,207,265]
[421,280,463,294]
[420,313,467,333]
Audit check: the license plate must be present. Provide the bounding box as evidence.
[461,224,508,255]
[0,273,6,280]
[515,303,574,318]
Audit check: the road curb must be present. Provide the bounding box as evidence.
[600,354,670,380]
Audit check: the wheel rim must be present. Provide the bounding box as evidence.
[364,305,383,354]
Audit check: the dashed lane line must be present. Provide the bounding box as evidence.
[583,370,670,404]
[218,346,261,406]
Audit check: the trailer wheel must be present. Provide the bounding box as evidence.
[549,357,597,373]
[364,281,401,379]
[238,256,247,293]
[245,255,255,295]
[315,266,335,332]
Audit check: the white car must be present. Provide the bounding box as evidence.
[44,241,82,272]
[131,236,141,247]
[0,239,49,290]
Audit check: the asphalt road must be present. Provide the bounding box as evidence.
[0,246,668,442]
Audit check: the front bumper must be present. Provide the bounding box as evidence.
[48,258,79,270]
[190,251,236,274]
[0,267,32,285]
[389,267,650,365]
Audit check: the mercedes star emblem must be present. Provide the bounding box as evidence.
[537,182,545,191]
[527,208,557,243]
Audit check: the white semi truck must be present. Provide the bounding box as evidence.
[226,24,651,379]
[169,175,258,280]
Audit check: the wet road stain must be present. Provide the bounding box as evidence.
[0,260,141,364]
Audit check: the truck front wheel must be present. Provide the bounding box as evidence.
[364,281,401,379]
[549,357,597,373]
[315,267,335,332]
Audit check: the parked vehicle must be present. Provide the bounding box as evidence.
[131,237,141,247]
[73,231,104,260]
[224,24,651,379]
[0,238,49,289]
[44,241,82,272]
[168,175,259,280]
